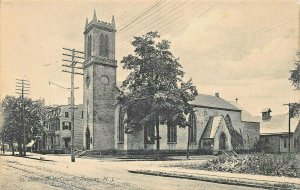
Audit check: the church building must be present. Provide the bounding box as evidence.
[82,11,260,154]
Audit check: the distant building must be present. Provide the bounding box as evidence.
[44,104,83,153]
[259,108,300,153]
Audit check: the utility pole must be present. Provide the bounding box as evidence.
[62,48,84,162]
[16,79,30,156]
[283,103,291,154]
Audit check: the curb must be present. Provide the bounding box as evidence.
[128,169,299,190]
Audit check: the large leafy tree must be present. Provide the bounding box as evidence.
[289,52,300,117]
[0,96,47,155]
[118,32,197,156]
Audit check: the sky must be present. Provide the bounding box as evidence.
[1,0,299,116]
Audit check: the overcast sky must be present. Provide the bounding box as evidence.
[1,0,299,116]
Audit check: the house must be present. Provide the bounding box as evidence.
[259,108,300,153]
[44,104,83,153]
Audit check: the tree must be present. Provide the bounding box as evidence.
[289,52,300,117]
[0,96,47,156]
[118,32,198,158]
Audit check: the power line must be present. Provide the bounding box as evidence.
[195,17,298,58]
[119,0,172,36]
[159,0,220,35]
[119,0,166,32]
[119,0,191,41]
[117,0,145,23]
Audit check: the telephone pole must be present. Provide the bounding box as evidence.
[62,48,84,162]
[16,79,30,156]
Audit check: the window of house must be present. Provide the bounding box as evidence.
[65,112,69,118]
[189,112,197,143]
[69,122,71,130]
[167,124,177,143]
[81,111,84,119]
[62,122,71,130]
[283,137,288,148]
[144,123,155,144]
[57,120,60,131]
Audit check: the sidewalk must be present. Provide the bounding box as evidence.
[128,166,300,189]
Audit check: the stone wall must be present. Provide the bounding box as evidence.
[240,121,260,150]
[124,107,242,151]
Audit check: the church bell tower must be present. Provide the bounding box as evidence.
[83,10,117,150]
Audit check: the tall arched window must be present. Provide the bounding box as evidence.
[224,114,233,130]
[87,35,92,59]
[118,108,124,143]
[100,34,104,56]
[188,112,197,143]
[104,35,109,57]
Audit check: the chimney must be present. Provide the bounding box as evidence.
[215,93,219,97]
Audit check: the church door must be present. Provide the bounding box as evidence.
[219,133,226,150]
[86,128,90,150]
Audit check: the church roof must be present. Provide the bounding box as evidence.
[260,114,300,135]
[190,94,241,111]
[201,116,223,139]
[229,101,259,123]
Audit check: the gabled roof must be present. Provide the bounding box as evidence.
[201,116,223,138]
[262,108,272,113]
[260,114,300,135]
[190,94,241,111]
[229,101,259,123]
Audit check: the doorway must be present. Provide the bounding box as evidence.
[86,127,90,150]
[219,133,226,150]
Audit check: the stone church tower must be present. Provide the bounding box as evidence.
[83,11,117,150]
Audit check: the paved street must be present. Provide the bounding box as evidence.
[0,154,262,190]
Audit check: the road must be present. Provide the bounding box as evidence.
[0,154,262,190]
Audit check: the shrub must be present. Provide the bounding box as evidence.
[178,153,300,178]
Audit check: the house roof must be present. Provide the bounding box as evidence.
[201,116,223,138]
[262,108,272,113]
[190,94,241,111]
[260,114,300,135]
[229,101,259,123]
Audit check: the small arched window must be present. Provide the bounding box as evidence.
[188,112,197,143]
[104,35,109,57]
[100,34,104,56]
[87,35,92,59]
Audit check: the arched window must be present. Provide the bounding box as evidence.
[167,122,177,143]
[87,35,92,59]
[224,114,233,130]
[118,108,124,143]
[188,112,197,143]
[104,35,109,57]
[100,34,104,56]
